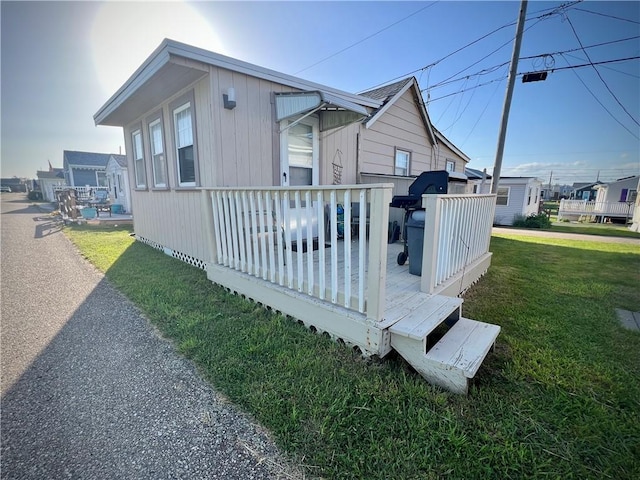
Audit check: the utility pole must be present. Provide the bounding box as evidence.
[548,170,553,199]
[491,0,528,194]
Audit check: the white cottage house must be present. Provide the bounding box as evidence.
[491,177,542,226]
[93,39,500,394]
[105,154,131,213]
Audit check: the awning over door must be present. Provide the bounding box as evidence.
[275,91,369,132]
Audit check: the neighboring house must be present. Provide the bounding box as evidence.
[0,178,27,193]
[492,177,542,226]
[36,168,65,201]
[357,77,470,189]
[594,175,639,205]
[63,150,111,188]
[541,183,572,200]
[105,154,132,213]
[570,181,602,200]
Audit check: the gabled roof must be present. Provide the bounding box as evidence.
[95,38,381,127]
[109,154,128,168]
[63,150,111,169]
[572,181,603,190]
[433,127,471,163]
[37,168,65,179]
[359,77,436,145]
[465,167,492,180]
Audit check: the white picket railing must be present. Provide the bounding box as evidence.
[421,194,496,294]
[202,184,392,322]
[53,185,109,201]
[558,199,635,219]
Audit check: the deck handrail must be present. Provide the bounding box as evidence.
[202,184,393,323]
[421,194,496,294]
[558,199,635,219]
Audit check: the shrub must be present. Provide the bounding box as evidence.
[513,212,552,229]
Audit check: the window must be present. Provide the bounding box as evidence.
[395,149,410,176]
[149,118,167,188]
[173,102,196,186]
[446,160,455,172]
[496,187,509,206]
[132,129,146,188]
[527,187,532,205]
[96,171,108,187]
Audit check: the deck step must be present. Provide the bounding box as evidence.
[425,317,501,379]
[388,294,462,340]
[390,315,500,395]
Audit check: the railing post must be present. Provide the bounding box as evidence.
[201,189,217,265]
[421,195,441,294]
[366,186,392,323]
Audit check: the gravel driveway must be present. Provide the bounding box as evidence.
[1,195,303,479]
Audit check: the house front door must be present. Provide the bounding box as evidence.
[280,116,319,187]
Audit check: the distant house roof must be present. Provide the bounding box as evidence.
[572,181,603,190]
[63,150,112,169]
[465,167,492,180]
[37,168,65,179]
[109,154,127,168]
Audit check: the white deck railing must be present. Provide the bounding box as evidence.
[202,185,392,322]
[558,199,635,220]
[421,194,496,294]
[53,185,109,201]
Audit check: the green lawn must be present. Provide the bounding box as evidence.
[65,225,640,480]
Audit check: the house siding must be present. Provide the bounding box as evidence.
[493,178,541,226]
[123,65,356,262]
[359,90,434,176]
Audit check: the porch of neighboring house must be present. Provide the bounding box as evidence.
[54,186,132,223]
[200,185,500,394]
[558,199,636,223]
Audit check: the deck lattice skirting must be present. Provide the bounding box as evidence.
[136,235,208,270]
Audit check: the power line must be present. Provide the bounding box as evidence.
[427,35,639,92]
[564,13,640,127]
[423,56,640,103]
[574,7,640,25]
[293,2,438,75]
[359,0,583,93]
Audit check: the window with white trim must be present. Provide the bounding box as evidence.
[496,187,509,206]
[446,159,455,172]
[149,118,167,188]
[395,149,410,176]
[96,171,108,187]
[132,129,146,188]
[173,102,196,186]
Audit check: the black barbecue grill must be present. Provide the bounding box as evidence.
[390,171,450,265]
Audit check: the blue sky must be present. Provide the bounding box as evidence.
[1,0,638,185]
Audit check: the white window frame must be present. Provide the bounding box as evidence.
[394,148,410,176]
[446,159,455,172]
[149,118,167,188]
[96,171,108,187]
[173,102,196,187]
[496,187,510,206]
[132,129,146,189]
[279,116,319,186]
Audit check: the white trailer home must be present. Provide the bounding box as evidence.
[93,39,500,394]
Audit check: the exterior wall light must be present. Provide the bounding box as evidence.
[223,87,236,109]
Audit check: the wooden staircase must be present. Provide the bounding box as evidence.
[389,294,500,394]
